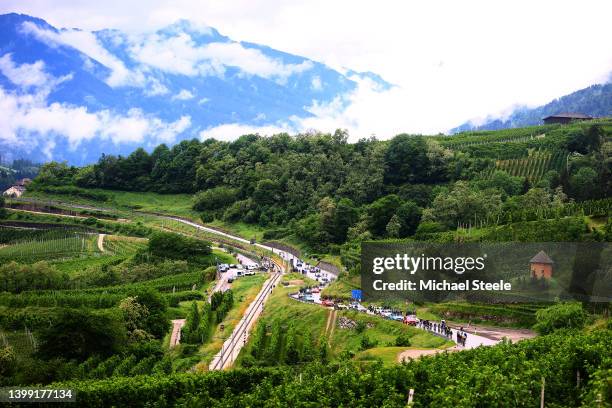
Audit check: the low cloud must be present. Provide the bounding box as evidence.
[0,53,52,88]
[0,54,191,157]
[21,21,144,88]
[129,31,313,83]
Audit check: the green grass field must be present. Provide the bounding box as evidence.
[26,189,196,219]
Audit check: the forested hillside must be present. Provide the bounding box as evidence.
[30,120,611,258]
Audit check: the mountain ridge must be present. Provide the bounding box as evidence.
[0,13,391,164]
[452,82,612,133]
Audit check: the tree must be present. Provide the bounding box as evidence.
[520,188,551,210]
[424,181,501,228]
[126,288,170,339]
[395,201,422,237]
[567,125,602,154]
[384,135,430,184]
[193,187,239,212]
[37,309,127,361]
[148,231,211,262]
[33,161,76,186]
[477,170,524,197]
[368,194,402,236]
[386,214,401,238]
[0,194,8,220]
[0,345,16,377]
[333,198,358,243]
[119,296,150,334]
[570,167,598,201]
[253,179,281,206]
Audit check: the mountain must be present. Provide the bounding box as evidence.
[452,82,612,133]
[0,13,391,165]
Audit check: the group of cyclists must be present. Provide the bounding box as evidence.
[418,319,469,347]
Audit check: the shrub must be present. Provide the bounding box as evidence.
[395,334,412,347]
[533,302,588,335]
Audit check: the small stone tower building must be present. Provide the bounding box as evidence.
[530,250,553,280]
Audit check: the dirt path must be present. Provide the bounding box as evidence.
[327,310,338,340]
[170,319,186,347]
[398,348,457,362]
[324,309,334,335]
[97,233,106,252]
[7,208,87,219]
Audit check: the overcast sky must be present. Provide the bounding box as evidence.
[1,0,611,136]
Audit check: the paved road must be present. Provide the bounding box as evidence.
[165,216,341,279]
[209,253,259,301]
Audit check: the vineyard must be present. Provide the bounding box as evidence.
[0,229,101,262]
[439,125,553,149]
[0,271,207,309]
[103,235,148,255]
[45,328,611,407]
[492,149,566,182]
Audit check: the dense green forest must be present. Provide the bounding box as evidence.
[30,121,611,257]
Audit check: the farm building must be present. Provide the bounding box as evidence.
[543,113,593,125]
[3,185,25,197]
[2,178,31,197]
[530,250,553,280]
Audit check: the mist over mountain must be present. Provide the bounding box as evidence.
[452,82,612,133]
[0,13,390,165]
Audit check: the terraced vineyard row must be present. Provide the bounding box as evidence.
[103,235,148,255]
[478,149,566,182]
[0,232,101,262]
[438,125,556,149]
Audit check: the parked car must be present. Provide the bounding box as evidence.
[404,316,419,326]
[335,303,349,310]
[311,287,321,293]
[244,271,255,276]
[227,277,234,283]
[321,299,334,307]
[236,270,244,277]
[303,294,315,302]
[391,314,404,322]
